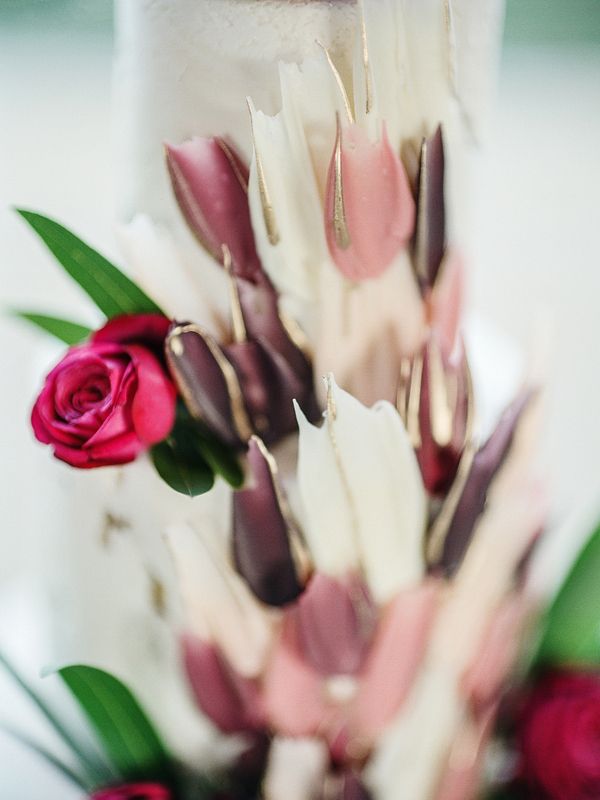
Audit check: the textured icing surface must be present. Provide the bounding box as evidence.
[115,0,358,224]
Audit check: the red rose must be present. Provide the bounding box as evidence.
[91,783,172,800]
[517,670,600,799]
[31,314,176,468]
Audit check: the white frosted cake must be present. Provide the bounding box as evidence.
[37,2,539,794]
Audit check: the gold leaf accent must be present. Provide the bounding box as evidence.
[247,100,280,246]
[100,511,131,547]
[333,116,351,250]
[215,138,248,196]
[251,436,311,583]
[406,353,424,449]
[222,244,247,344]
[425,361,476,565]
[428,338,454,448]
[360,8,373,115]
[396,356,412,426]
[316,40,354,124]
[167,323,254,442]
[149,574,167,618]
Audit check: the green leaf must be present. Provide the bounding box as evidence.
[534,521,600,667]
[17,210,163,318]
[13,311,92,345]
[194,428,244,489]
[0,651,111,787]
[58,665,171,782]
[151,426,215,497]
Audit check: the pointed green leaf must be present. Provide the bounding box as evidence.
[534,521,600,667]
[17,210,163,318]
[58,665,171,782]
[193,429,244,489]
[13,311,92,345]
[0,651,110,786]
[151,429,215,497]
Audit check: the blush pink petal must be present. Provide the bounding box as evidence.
[264,615,331,737]
[462,594,531,713]
[325,124,415,282]
[351,580,442,740]
[433,705,496,800]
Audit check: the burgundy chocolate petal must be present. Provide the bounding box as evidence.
[165,137,262,281]
[235,274,311,379]
[413,125,445,291]
[416,339,470,495]
[165,322,252,448]
[437,390,533,576]
[294,574,376,676]
[182,634,264,734]
[225,340,274,440]
[232,437,304,607]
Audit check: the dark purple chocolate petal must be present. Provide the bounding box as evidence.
[436,389,533,576]
[294,574,376,676]
[235,274,311,377]
[413,125,445,291]
[232,437,304,607]
[165,322,252,448]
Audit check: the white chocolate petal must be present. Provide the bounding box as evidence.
[117,214,228,333]
[296,379,426,602]
[165,523,274,677]
[264,737,329,800]
[295,401,361,578]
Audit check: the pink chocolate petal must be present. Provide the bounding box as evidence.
[325,123,415,282]
[351,580,442,740]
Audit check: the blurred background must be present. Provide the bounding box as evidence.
[1,0,600,796]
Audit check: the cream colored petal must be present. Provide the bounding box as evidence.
[295,378,426,603]
[165,523,274,677]
[263,737,329,800]
[295,400,361,579]
[117,214,228,333]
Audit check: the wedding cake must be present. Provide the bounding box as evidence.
[22,1,546,798]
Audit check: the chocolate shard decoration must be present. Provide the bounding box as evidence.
[327,770,373,800]
[399,337,470,496]
[165,137,262,282]
[413,124,446,291]
[294,574,376,676]
[182,634,264,734]
[233,437,304,607]
[165,322,252,448]
[436,389,533,576]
